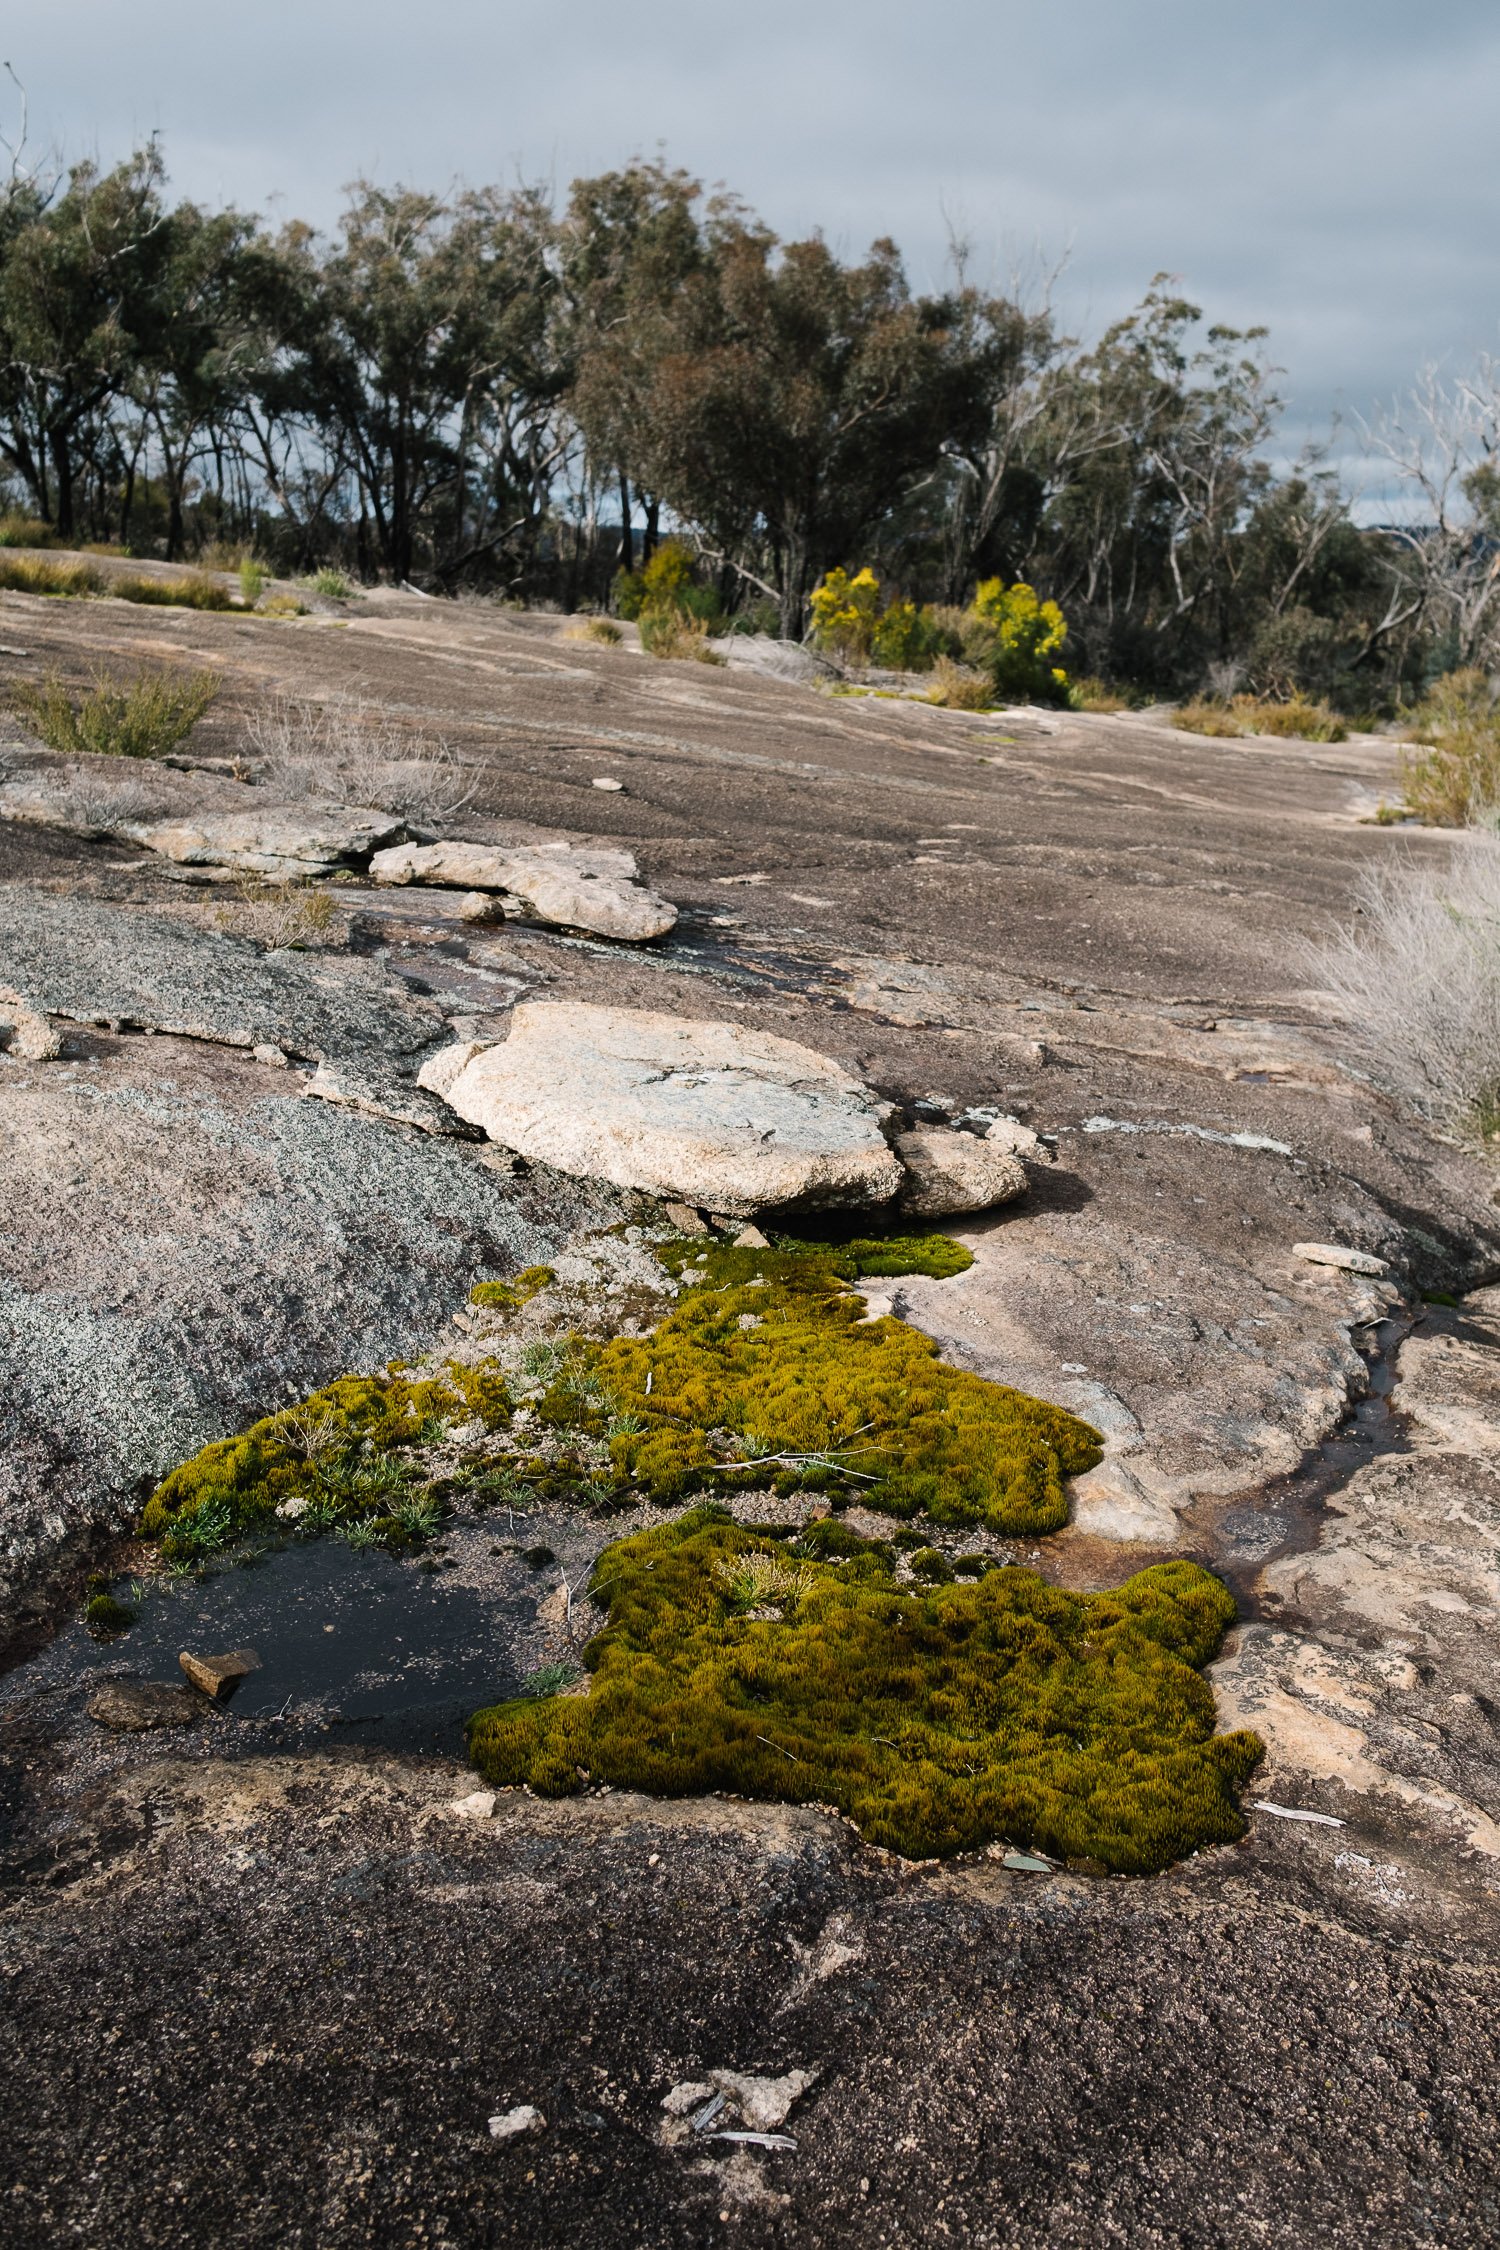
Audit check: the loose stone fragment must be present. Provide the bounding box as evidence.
[1293,1242,1390,1276]
[894,1126,1027,1216]
[488,2106,545,2139]
[179,1647,262,1699]
[369,840,676,942]
[87,1681,201,1731]
[135,806,406,877]
[0,984,61,1061]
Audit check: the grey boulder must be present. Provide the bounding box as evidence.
[133,806,406,877]
[437,1002,903,1215]
[893,1127,1028,1217]
[369,840,676,943]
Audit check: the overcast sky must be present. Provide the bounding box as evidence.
[12,2,1500,486]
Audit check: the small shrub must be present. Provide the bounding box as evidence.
[85,1592,136,1635]
[13,665,221,760]
[0,554,103,598]
[467,1510,1262,1873]
[239,558,268,606]
[808,568,946,674]
[925,655,992,710]
[965,579,1070,705]
[110,570,235,612]
[1397,670,1500,827]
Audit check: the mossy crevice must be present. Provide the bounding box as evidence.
[467,1509,1262,1873]
[139,1361,510,1557]
[540,1234,1101,1533]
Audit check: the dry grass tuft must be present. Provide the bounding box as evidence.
[1173,695,1346,743]
[925,655,992,710]
[1070,677,1128,713]
[564,616,623,647]
[0,553,104,598]
[1313,833,1500,1136]
[246,692,475,821]
[216,876,341,952]
[638,612,725,664]
[109,569,235,612]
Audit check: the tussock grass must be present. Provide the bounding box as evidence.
[109,568,235,612]
[12,665,221,760]
[1314,833,1500,1137]
[564,616,623,647]
[1070,677,1129,713]
[925,655,992,710]
[1173,694,1346,743]
[467,1508,1262,1872]
[0,553,104,598]
[639,611,725,664]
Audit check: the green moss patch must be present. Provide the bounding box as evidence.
[140,1361,510,1558]
[470,1264,556,1312]
[467,1510,1262,1872]
[84,1592,135,1636]
[547,1235,1099,1533]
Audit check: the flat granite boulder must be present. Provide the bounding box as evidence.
[133,805,407,877]
[369,840,676,943]
[439,1001,903,1215]
[894,1127,1028,1217]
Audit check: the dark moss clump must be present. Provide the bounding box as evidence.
[84,1592,135,1636]
[140,1361,510,1557]
[656,1231,973,1289]
[470,1265,556,1312]
[907,1546,954,1583]
[468,1510,1263,1873]
[552,1237,1099,1534]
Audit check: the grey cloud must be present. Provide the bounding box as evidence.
[15,0,1500,449]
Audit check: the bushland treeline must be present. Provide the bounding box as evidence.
[0,142,1476,702]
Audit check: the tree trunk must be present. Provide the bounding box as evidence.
[642,495,659,566]
[618,472,634,573]
[50,430,73,539]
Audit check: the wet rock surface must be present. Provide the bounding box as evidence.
[1,582,1499,2243]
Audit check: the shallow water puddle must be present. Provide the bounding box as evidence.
[8,1517,589,1755]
